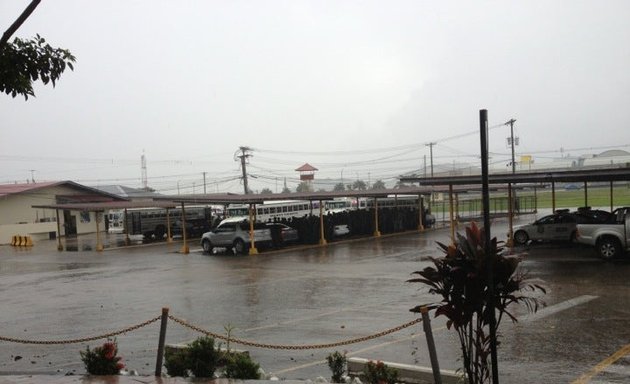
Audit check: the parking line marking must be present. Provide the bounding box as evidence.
[276,295,596,376]
[571,344,630,384]
[519,295,598,322]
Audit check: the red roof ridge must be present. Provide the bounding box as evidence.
[295,163,318,172]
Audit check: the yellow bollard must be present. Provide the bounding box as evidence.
[11,235,17,246]
[25,236,33,247]
[18,235,25,246]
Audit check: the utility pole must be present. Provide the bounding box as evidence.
[202,172,207,194]
[504,118,517,249]
[423,155,427,178]
[426,143,436,177]
[141,151,148,190]
[505,119,517,173]
[236,146,252,194]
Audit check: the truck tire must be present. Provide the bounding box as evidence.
[597,237,621,260]
[201,239,214,254]
[154,225,166,239]
[233,239,246,255]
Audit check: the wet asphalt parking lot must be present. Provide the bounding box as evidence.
[0,213,629,383]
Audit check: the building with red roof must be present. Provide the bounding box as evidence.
[0,181,126,244]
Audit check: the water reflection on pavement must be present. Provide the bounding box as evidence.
[1,213,629,383]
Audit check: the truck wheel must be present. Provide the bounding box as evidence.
[233,239,246,255]
[597,237,621,260]
[154,225,166,239]
[201,239,214,254]
[514,230,529,245]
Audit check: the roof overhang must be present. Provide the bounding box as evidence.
[399,167,630,186]
[32,200,177,212]
[155,187,436,205]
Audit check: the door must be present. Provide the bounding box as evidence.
[214,223,236,245]
[63,210,77,236]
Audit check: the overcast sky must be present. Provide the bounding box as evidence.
[1,0,629,194]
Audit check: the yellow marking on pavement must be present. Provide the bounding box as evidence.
[571,343,630,384]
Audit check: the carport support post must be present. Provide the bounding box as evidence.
[583,181,588,207]
[506,183,514,248]
[179,203,189,254]
[319,200,327,245]
[551,182,556,213]
[249,204,259,254]
[610,181,614,212]
[373,197,381,237]
[418,195,425,231]
[95,211,104,252]
[55,209,63,251]
[420,307,442,384]
[454,192,459,231]
[124,208,130,245]
[166,208,173,243]
[448,185,455,244]
[154,307,169,377]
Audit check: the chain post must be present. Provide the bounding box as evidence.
[155,307,170,377]
[420,306,442,384]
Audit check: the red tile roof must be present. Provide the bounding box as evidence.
[295,163,318,172]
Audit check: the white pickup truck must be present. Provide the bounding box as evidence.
[200,219,273,255]
[576,207,630,259]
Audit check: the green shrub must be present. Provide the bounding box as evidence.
[164,347,190,377]
[363,360,398,384]
[162,336,263,379]
[187,336,221,378]
[326,351,347,383]
[223,352,261,379]
[80,339,124,375]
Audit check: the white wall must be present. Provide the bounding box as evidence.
[0,184,105,245]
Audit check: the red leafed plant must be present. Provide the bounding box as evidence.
[80,339,125,375]
[408,222,545,383]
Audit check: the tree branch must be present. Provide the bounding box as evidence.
[0,0,42,47]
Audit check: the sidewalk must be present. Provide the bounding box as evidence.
[0,376,305,384]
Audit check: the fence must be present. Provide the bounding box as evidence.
[431,195,536,224]
[0,307,445,382]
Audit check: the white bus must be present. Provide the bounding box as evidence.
[224,198,355,223]
[225,200,315,223]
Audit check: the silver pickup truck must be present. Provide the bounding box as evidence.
[576,207,630,259]
[200,219,273,255]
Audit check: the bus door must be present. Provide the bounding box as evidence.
[131,212,142,234]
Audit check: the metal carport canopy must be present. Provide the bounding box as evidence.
[153,187,436,205]
[31,200,180,253]
[32,200,178,211]
[399,167,630,186]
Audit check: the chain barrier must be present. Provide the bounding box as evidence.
[0,315,162,345]
[0,312,422,349]
[168,314,422,350]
